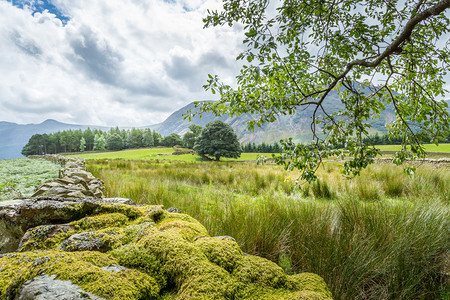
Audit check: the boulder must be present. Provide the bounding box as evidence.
[0,197,134,253]
[16,274,104,300]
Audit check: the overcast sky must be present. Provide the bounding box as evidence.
[0,0,244,126]
[1,1,449,127]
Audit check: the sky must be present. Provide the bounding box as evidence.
[0,0,244,127]
[1,1,449,128]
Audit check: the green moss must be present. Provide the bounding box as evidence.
[111,243,166,288]
[120,221,156,244]
[278,290,333,300]
[138,230,238,299]
[71,213,129,230]
[99,203,143,219]
[194,236,243,272]
[1,202,333,299]
[157,219,209,241]
[0,251,160,299]
[141,205,167,223]
[286,273,333,298]
[232,255,287,288]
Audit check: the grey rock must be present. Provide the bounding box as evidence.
[99,198,135,205]
[59,232,106,252]
[101,264,128,273]
[32,256,50,267]
[59,231,120,252]
[18,224,75,251]
[16,274,104,300]
[166,207,182,213]
[0,197,134,254]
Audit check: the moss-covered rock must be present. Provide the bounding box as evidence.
[0,251,159,299]
[0,198,333,299]
[194,236,243,272]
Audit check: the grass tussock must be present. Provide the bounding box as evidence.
[86,159,449,299]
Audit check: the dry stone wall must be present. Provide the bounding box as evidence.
[374,157,450,168]
[28,155,104,198]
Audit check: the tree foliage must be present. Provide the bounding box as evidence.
[162,133,184,147]
[194,120,242,161]
[183,124,204,149]
[193,0,450,181]
[142,128,155,147]
[93,134,106,151]
[106,133,124,151]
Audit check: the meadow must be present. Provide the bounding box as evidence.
[0,158,60,200]
[69,148,267,161]
[84,154,449,300]
[70,143,450,162]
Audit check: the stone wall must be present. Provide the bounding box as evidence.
[374,157,450,168]
[28,155,104,198]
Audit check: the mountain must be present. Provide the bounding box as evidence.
[0,120,107,159]
[151,90,398,144]
[2,96,448,159]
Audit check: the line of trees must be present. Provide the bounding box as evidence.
[21,127,166,156]
[363,132,450,146]
[241,142,282,153]
[21,124,287,157]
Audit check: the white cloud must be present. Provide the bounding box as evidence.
[0,0,244,126]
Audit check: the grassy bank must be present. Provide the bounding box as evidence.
[86,159,449,299]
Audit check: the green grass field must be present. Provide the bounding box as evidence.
[69,143,450,163]
[69,148,270,161]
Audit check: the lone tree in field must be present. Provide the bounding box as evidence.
[194,120,242,161]
[190,0,450,182]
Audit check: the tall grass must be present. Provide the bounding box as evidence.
[86,159,449,299]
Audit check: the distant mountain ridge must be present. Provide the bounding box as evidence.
[151,90,399,143]
[1,96,448,159]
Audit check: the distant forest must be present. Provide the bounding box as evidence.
[21,128,162,156]
[22,126,450,156]
[21,127,285,156]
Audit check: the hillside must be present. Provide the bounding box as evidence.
[151,90,397,143]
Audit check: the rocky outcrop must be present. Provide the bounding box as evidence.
[28,155,104,198]
[0,155,333,299]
